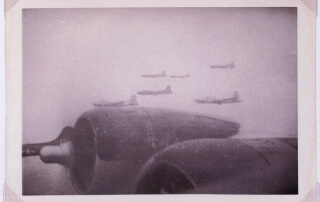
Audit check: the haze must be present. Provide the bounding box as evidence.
[23,8,297,143]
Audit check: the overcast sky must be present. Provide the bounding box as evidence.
[22,8,297,143]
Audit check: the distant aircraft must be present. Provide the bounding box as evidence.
[93,95,138,107]
[195,91,241,105]
[137,85,172,96]
[22,146,37,157]
[170,73,190,78]
[141,71,166,78]
[210,62,235,69]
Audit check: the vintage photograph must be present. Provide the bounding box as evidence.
[22,8,297,195]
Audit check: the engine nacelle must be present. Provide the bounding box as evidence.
[133,138,298,194]
[23,106,240,194]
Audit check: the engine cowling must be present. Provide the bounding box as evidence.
[23,106,240,194]
[133,138,298,194]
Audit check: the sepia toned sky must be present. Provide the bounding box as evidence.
[22,8,297,143]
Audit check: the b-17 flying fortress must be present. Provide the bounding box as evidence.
[94,62,240,106]
[137,85,172,96]
[210,61,235,69]
[93,95,138,107]
[141,71,166,78]
[170,73,190,78]
[195,91,241,105]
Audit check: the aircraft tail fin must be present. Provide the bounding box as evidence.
[129,95,138,105]
[161,71,166,77]
[231,61,235,68]
[165,85,172,93]
[233,91,239,100]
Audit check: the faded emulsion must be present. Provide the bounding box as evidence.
[22,8,297,195]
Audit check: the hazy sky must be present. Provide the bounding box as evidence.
[22,8,297,143]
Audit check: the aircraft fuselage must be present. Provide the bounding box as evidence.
[195,98,241,105]
[137,90,172,96]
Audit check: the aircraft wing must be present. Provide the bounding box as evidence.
[134,138,297,194]
[23,107,296,195]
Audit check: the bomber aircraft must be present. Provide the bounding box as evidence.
[195,91,241,105]
[141,71,166,78]
[137,85,172,96]
[170,73,190,78]
[93,95,138,107]
[210,61,235,69]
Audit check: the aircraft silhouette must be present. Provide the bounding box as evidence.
[93,95,138,107]
[195,91,241,105]
[137,85,172,95]
[210,62,235,69]
[170,73,190,78]
[141,71,166,78]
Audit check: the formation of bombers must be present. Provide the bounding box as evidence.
[137,62,240,103]
[93,62,240,106]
